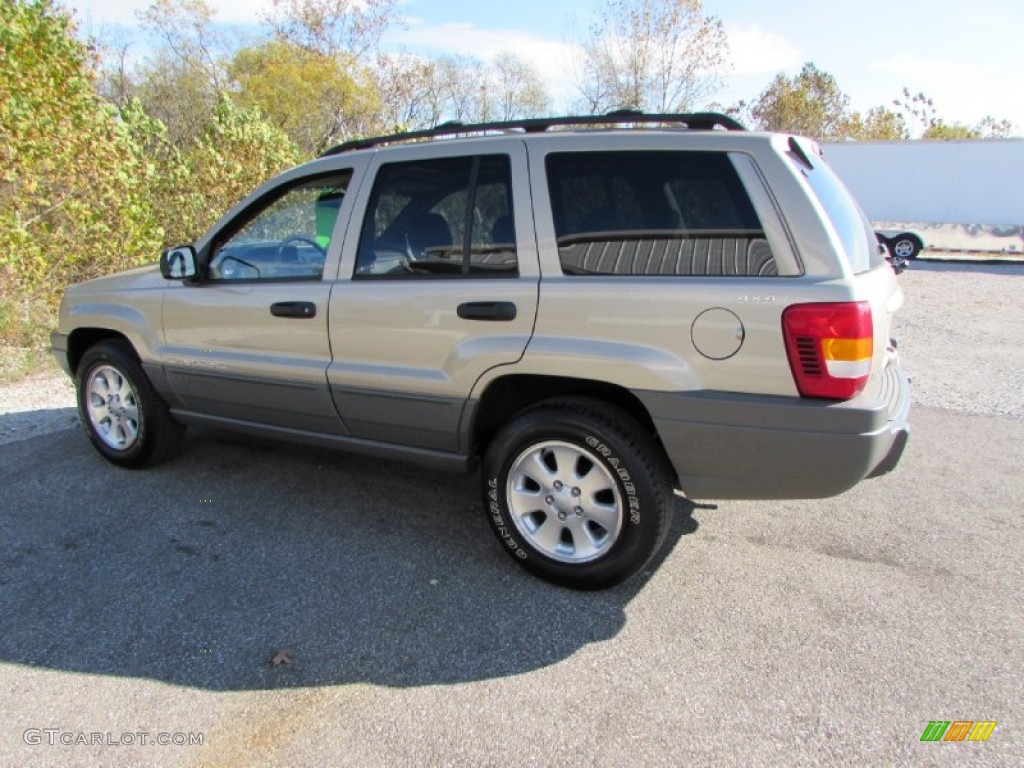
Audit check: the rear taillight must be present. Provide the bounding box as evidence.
[782,302,873,400]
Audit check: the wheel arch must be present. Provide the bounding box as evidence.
[466,374,672,475]
[66,328,137,375]
[892,231,923,245]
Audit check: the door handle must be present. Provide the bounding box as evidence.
[270,301,317,318]
[457,301,517,321]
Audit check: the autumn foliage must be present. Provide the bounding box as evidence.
[1,0,160,341]
[0,1,299,346]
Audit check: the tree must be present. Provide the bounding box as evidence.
[95,34,137,110]
[139,0,226,90]
[891,87,934,137]
[246,0,404,146]
[373,53,439,131]
[0,0,161,344]
[922,122,980,140]
[892,88,1017,139]
[265,0,399,61]
[118,93,301,249]
[174,96,301,243]
[371,53,493,129]
[750,63,852,139]
[132,0,228,148]
[132,51,222,148]
[574,0,729,114]
[975,115,1015,138]
[846,106,908,141]
[230,40,379,154]
[489,53,550,121]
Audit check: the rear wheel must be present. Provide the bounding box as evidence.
[889,234,922,260]
[76,340,185,468]
[481,398,674,589]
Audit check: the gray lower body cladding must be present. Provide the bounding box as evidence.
[637,373,911,500]
[170,410,474,473]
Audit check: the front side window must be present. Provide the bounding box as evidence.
[545,151,777,277]
[208,173,351,281]
[356,155,517,278]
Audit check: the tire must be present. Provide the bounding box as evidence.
[481,398,674,590]
[76,340,185,468]
[889,234,921,260]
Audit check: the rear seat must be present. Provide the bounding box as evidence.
[558,236,777,276]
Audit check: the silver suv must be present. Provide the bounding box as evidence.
[52,113,910,589]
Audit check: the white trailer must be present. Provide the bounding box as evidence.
[821,139,1024,258]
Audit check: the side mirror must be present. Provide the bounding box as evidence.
[160,246,198,280]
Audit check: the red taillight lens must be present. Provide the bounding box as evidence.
[782,302,873,400]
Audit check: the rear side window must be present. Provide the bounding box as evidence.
[545,151,777,277]
[356,154,517,278]
[793,144,882,274]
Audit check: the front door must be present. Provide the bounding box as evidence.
[161,170,356,434]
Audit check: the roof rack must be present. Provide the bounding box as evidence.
[319,110,746,157]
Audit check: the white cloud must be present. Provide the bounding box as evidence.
[873,53,1024,128]
[875,53,993,81]
[967,14,1002,29]
[387,22,583,110]
[725,24,801,76]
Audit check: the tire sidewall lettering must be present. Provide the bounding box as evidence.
[481,400,672,588]
[487,477,528,560]
[488,432,642,568]
[584,434,641,525]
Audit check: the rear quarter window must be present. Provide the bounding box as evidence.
[792,144,883,274]
[545,151,778,277]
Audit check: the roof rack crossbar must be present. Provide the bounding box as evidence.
[320,111,746,157]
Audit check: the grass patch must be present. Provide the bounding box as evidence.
[0,345,60,385]
[0,295,59,383]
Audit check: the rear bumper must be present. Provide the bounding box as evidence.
[865,358,911,478]
[636,364,911,500]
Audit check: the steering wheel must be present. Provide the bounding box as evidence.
[277,236,326,260]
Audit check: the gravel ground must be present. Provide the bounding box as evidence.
[2,258,1021,447]
[0,364,76,446]
[892,260,1024,418]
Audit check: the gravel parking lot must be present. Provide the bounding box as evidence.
[1,259,1021,766]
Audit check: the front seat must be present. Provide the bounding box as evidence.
[406,213,453,259]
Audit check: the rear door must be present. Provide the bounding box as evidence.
[326,138,539,452]
[523,134,805,399]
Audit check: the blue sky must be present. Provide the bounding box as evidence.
[68,0,1024,131]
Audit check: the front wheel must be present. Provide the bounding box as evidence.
[76,340,185,468]
[481,398,674,589]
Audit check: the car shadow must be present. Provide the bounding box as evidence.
[0,406,78,446]
[0,426,698,691]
